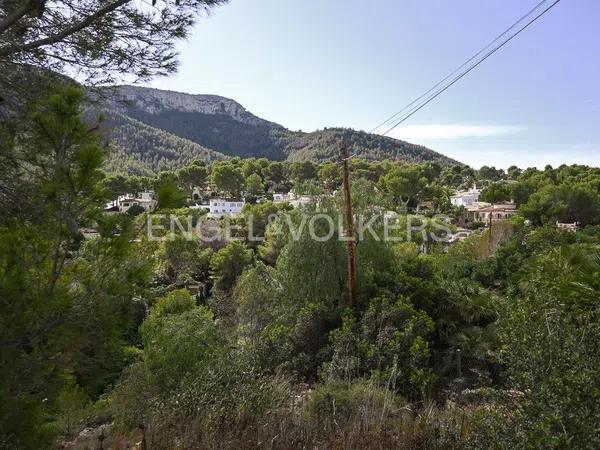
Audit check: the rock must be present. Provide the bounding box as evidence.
[60,423,139,450]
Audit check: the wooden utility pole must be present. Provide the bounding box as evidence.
[340,141,358,308]
[488,207,493,254]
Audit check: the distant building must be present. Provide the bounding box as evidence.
[106,191,157,213]
[451,184,481,207]
[273,192,314,208]
[465,203,517,225]
[556,221,578,232]
[80,228,100,240]
[196,198,245,218]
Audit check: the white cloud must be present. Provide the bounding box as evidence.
[378,124,525,140]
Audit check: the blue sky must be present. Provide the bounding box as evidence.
[146,0,600,169]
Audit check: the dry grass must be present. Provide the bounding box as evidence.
[141,383,475,450]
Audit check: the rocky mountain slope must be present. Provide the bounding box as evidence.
[99,85,460,173]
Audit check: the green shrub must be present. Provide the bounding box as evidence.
[149,288,195,318]
[113,303,290,447]
[326,296,435,398]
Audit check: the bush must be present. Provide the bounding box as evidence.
[326,296,435,399]
[210,241,253,292]
[467,247,600,449]
[149,288,195,317]
[140,289,195,338]
[112,303,290,448]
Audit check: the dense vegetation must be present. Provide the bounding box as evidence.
[2,84,600,449]
[103,112,226,176]
[2,4,600,448]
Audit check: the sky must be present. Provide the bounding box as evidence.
[145,0,600,169]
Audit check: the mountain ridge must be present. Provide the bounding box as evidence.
[106,85,278,127]
[99,85,461,173]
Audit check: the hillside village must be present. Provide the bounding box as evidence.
[100,159,581,249]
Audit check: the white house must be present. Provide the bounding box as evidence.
[106,191,157,213]
[556,221,578,232]
[273,192,314,208]
[451,184,481,207]
[198,198,245,218]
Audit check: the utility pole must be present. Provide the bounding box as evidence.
[340,141,357,309]
[488,207,493,254]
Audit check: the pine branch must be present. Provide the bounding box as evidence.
[0,1,34,35]
[0,0,131,58]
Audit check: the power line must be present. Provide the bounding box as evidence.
[381,0,562,136]
[370,0,551,134]
[376,0,562,137]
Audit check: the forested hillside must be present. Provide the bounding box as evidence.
[102,112,226,176]
[283,127,450,163]
[99,85,459,172]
